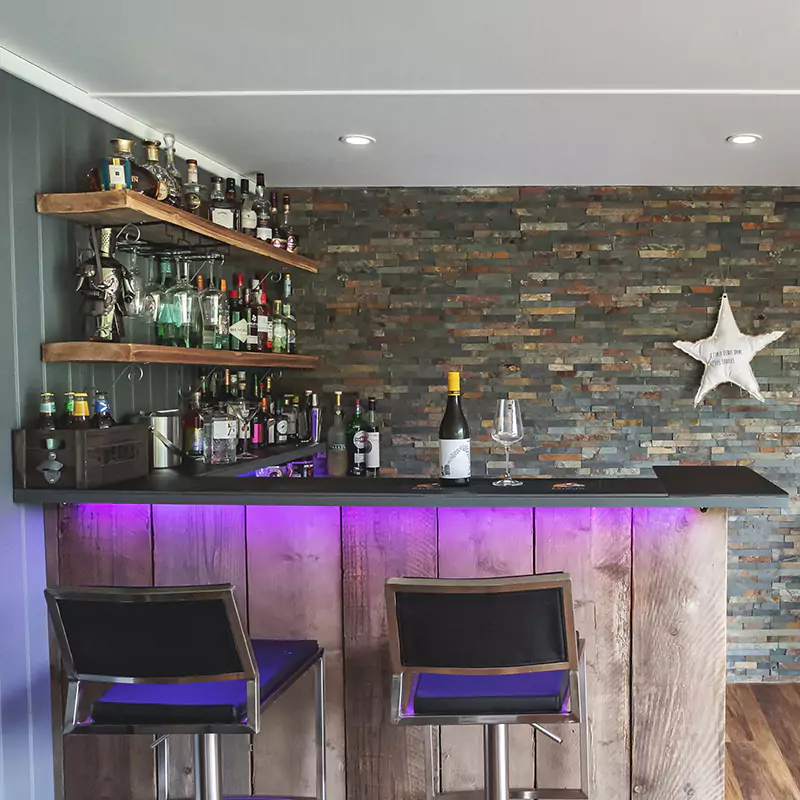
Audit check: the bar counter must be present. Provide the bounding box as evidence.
[25,466,788,800]
[13,464,789,508]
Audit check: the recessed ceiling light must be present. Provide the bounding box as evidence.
[726,133,762,145]
[339,134,376,146]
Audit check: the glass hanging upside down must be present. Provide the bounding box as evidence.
[491,398,524,487]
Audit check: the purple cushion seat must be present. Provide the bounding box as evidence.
[90,639,319,726]
[413,669,569,715]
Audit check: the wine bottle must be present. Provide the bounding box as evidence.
[365,397,380,477]
[439,372,471,486]
[347,397,367,477]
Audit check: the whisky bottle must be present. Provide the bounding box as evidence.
[209,177,237,230]
[240,179,257,236]
[183,159,207,216]
[114,139,164,198]
[139,140,171,202]
[283,194,299,252]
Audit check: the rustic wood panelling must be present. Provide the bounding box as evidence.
[152,505,249,798]
[437,507,535,793]
[56,503,155,800]
[534,507,632,799]
[246,506,346,800]
[631,508,727,800]
[341,507,438,800]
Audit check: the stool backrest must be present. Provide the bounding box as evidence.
[386,574,577,675]
[45,584,256,683]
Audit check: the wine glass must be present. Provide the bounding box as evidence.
[491,399,524,487]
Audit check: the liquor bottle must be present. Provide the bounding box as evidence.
[202,404,238,465]
[220,368,236,404]
[91,391,115,428]
[250,396,268,450]
[272,300,288,353]
[59,391,75,429]
[240,179,257,236]
[270,191,286,248]
[327,391,348,477]
[97,138,132,190]
[38,393,57,431]
[243,286,258,352]
[263,376,277,446]
[183,159,206,216]
[347,397,367,476]
[254,175,272,241]
[283,395,298,441]
[274,397,289,445]
[162,133,185,209]
[439,371,471,486]
[283,194,299,252]
[365,397,380,477]
[139,140,172,202]
[283,302,297,354]
[208,177,238,230]
[119,139,165,198]
[309,393,322,443]
[298,389,312,442]
[227,288,245,350]
[168,261,203,348]
[182,390,204,459]
[70,393,91,429]
[200,276,229,350]
[282,272,292,301]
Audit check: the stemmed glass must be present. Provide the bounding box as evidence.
[491,399,524,487]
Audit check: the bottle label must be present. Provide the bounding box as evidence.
[366,431,380,469]
[40,401,56,414]
[250,422,263,445]
[276,420,289,436]
[211,207,235,229]
[246,334,258,346]
[212,419,237,440]
[266,419,276,444]
[184,428,204,455]
[107,163,127,187]
[257,225,273,241]
[154,180,169,202]
[228,317,249,343]
[440,439,471,479]
[186,192,202,211]
[257,316,271,333]
[94,396,110,414]
[241,209,257,230]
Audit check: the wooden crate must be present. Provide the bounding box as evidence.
[12,424,150,489]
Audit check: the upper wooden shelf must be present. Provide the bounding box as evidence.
[36,190,320,274]
[42,342,318,370]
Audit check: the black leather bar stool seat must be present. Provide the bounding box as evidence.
[414,669,570,716]
[92,639,320,726]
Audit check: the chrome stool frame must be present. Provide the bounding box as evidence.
[386,574,591,800]
[46,584,327,800]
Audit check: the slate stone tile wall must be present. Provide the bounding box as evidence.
[287,185,800,681]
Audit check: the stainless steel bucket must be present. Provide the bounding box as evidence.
[148,410,184,469]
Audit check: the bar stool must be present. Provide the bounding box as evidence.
[385,573,589,800]
[45,583,326,800]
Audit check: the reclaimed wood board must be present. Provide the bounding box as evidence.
[437,507,535,793]
[342,506,438,800]
[631,508,727,800]
[247,505,346,800]
[534,507,632,798]
[152,505,250,798]
[56,503,156,800]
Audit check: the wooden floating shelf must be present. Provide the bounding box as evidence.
[42,342,318,370]
[36,190,320,274]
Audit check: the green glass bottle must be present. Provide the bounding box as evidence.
[347,397,367,477]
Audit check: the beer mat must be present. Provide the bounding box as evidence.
[412,483,443,492]
[551,482,586,491]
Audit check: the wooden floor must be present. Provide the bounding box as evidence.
[726,683,800,800]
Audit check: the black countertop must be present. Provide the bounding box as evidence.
[12,466,789,508]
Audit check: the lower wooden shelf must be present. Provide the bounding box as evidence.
[41,341,318,369]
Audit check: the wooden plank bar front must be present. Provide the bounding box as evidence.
[44,502,731,800]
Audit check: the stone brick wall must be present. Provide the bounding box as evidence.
[288,186,800,681]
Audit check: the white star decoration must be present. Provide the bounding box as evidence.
[673,294,784,405]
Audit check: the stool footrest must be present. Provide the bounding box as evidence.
[429,791,587,800]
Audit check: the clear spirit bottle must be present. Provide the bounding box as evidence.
[253,174,272,241]
[202,404,238,465]
[162,133,185,209]
[283,302,297,354]
[200,276,229,349]
[271,299,288,353]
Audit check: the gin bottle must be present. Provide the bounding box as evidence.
[271,300,288,353]
[202,404,238,465]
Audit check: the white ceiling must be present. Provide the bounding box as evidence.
[4,0,800,186]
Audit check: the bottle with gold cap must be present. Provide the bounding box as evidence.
[439,371,471,486]
[70,393,92,430]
